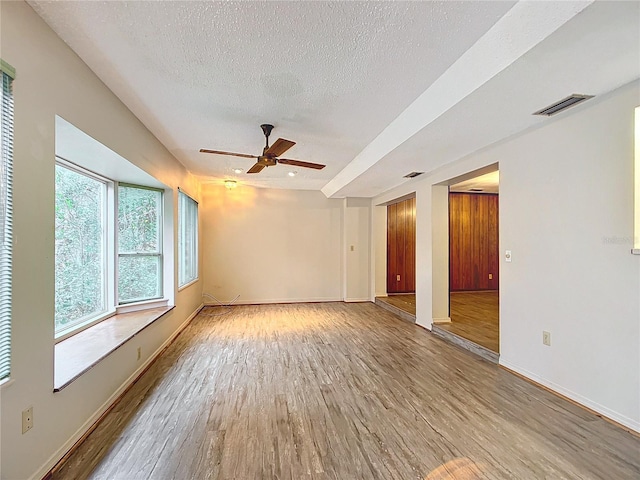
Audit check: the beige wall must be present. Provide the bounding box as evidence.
[373,80,640,433]
[201,184,344,305]
[344,198,371,301]
[1,3,203,479]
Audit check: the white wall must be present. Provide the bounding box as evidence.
[497,81,639,431]
[201,184,343,305]
[372,80,640,432]
[0,3,203,479]
[344,198,370,302]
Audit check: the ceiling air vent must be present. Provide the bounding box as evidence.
[533,94,594,116]
[404,171,424,178]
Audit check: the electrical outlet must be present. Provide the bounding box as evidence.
[543,331,551,346]
[137,347,141,361]
[22,406,33,434]
[396,274,401,282]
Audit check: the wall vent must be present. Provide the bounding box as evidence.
[404,171,424,178]
[533,94,594,116]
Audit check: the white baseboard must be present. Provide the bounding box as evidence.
[203,296,342,306]
[31,303,204,480]
[500,358,640,434]
[345,297,370,303]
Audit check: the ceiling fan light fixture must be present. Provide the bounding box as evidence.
[224,179,237,189]
[233,168,243,174]
[288,171,297,177]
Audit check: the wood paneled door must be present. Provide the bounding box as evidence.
[387,197,416,293]
[449,193,499,291]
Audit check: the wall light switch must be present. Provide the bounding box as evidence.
[396,274,401,282]
[543,331,551,346]
[489,273,493,280]
[505,250,512,262]
[350,245,355,251]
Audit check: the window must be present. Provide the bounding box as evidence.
[634,106,640,254]
[55,163,108,336]
[178,191,198,287]
[55,161,167,338]
[118,185,163,303]
[0,60,14,382]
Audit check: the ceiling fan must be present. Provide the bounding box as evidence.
[200,124,326,174]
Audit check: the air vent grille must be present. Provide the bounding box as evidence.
[533,94,594,116]
[404,171,424,178]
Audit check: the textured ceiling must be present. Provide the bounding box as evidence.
[28,1,640,197]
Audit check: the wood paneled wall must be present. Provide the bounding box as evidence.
[449,193,499,291]
[387,198,416,293]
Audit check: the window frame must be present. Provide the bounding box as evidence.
[54,161,171,342]
[0,60,15,383]
[116,183,164,305]
[633,106,640,255]
[178,190,199,288]
[54,159,115,341]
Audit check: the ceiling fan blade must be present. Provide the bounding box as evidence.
[264,138,295,157]
[278,158,326,170]
[199,149,259,159]
[247,163,266,174]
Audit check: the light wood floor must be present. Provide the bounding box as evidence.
[52,303,639,480]
[441,291,500,353]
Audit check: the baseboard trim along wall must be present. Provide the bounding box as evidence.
[432,317,452,324]
[344,297,371,303]
[500,359,640,435]
[203,297,343,307]
[33,304,205,480]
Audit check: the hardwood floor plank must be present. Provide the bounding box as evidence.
[52,302,639,480]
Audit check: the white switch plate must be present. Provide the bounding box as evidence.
[543,331,551,346]
[505,250,512,262]
[22,406,33,434]
[396,274,401,281]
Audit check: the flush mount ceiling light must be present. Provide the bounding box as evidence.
[224,180,237,189]
[288,171,297,177]
[233,168,243,174]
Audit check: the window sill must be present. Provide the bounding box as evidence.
[54,306,174,392]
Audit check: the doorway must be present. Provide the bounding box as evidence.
[375,196,416,321]
[437,170,500,355]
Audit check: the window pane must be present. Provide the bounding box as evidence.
[117,185,162,304]
[178,191,198,287]
[118,186,161,253]
[55,165,106,333]
[118,255,161,303]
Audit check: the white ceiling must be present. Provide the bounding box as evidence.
[29,1,640,198]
